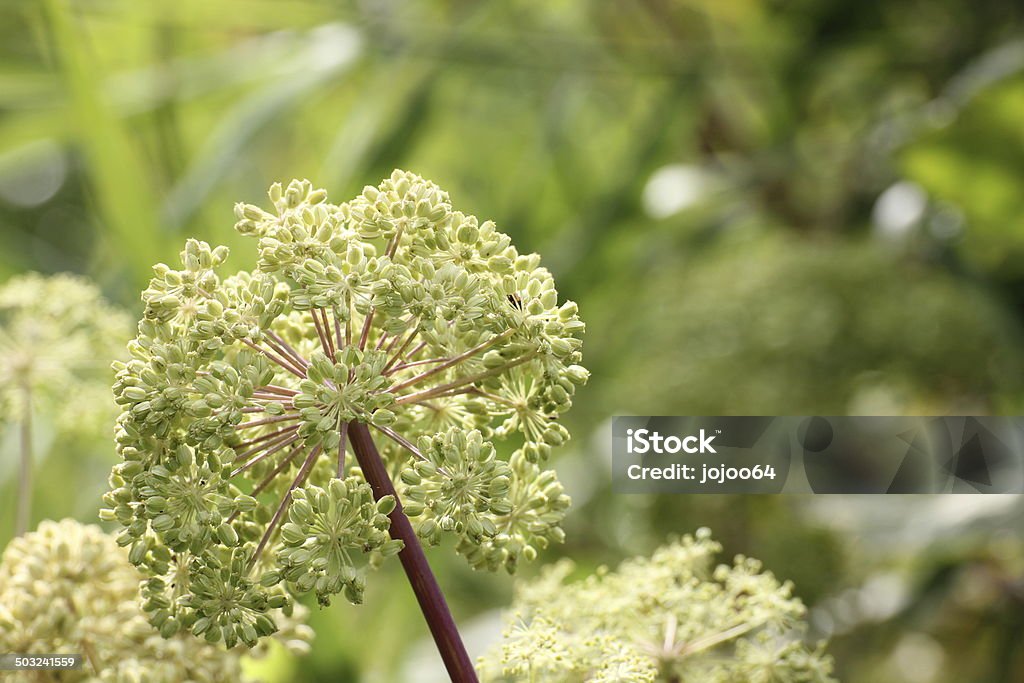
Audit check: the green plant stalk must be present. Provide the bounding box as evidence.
[15,383,31,537]
[347,420,478,683]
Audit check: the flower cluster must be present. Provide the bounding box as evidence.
[276,478,401,606]
[479,529,836,683]
[0,273,131,435]
[103,170,586,646]
[402,428,514,545]
[0,519,311,683]
[454,450,570,573]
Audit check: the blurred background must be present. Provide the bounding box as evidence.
[2,1,1024,681]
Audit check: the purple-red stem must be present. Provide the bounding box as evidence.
[347,421,478,683]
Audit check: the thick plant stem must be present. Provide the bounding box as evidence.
[347,421,478,683]
[15,384,31,537]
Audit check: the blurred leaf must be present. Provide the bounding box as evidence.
[162,24,363,231]
[42,0,163,284]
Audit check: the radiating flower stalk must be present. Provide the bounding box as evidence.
[103,171,587,680]
[0,274,131,536]
[479,529,837,683]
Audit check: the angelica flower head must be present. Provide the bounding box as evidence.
[0,273,132,434]
[0,519,311,683]
[103,170,587,646]
[480,529,836,683]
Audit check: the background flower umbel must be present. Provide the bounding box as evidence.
[0,273,133,537]
[479,529,836,683]
[0,273,132,432]
[0,519,311,683]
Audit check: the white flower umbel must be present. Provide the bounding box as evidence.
[0,519,311,682]
[102,171,586,675]
[480,529,836,683]
[0,274,132,536]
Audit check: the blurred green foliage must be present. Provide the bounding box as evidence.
[2,1,1024,682]
[606,234,1024,416]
